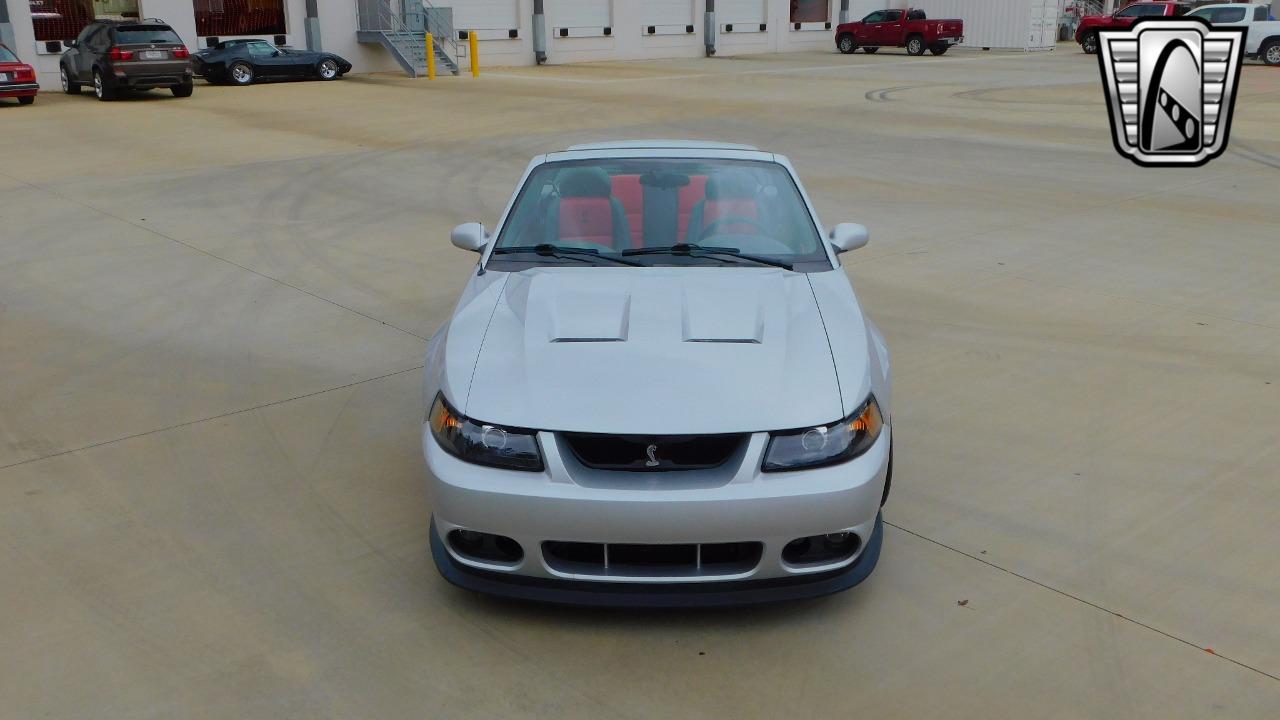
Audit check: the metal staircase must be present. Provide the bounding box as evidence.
[1075,1,1107,17]
[356,0,460,77]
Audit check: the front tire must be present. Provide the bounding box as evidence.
[171,79,193,97]
[17,95,35,105]
[929,44,949,56]
[863,46,879,54]
[1261,40,1280,66]
[93,68,115,101]
[906,35,925,56]
[61,65,81,95]
[229,61,254,86]
[1081,33,1099,54]
[837,34,856,54]
[317,58,340,80]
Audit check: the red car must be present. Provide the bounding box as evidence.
[1075,1,1194,54]
[0,43,39,105]
[836,8,964,56]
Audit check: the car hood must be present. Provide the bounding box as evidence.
[459,267,849,434]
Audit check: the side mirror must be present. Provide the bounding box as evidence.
[450,222,488,252]
[67,39,78,48]
[829,223,869,253]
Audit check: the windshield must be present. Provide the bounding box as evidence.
[0,46,18,62]
[115,26,183,44]
[489,158,830,270]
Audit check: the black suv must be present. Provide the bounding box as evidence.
[60,19,193,100]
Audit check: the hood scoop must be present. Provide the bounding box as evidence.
[549,290,631,343]
[681,285,764,344]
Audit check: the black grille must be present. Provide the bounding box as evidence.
[561,432,745,472]
[543,541,763,577]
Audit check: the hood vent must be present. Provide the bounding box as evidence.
[548,291,631,342]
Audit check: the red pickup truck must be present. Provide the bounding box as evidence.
[1075,1,1193,54]
[836,8,964,56]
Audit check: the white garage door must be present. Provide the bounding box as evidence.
[547,0,612,28]
[450,0,519,31]
[644,0,693,26]
[718,0,765,25]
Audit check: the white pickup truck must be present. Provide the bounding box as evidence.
[1188,2,1280,65]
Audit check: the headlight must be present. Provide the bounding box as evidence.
[428,394,544,472]
[761,396,884,472]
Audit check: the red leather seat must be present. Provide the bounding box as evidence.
[610,175,644,248]
[547,167,631,250]
[687,172,759,242]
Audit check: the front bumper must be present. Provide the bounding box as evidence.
[424,424,890,605]
[431,513,883,607]
[0,83,39,97]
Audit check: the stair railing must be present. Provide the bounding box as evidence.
[420,0,460,61]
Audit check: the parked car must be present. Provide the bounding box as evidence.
[836,8,964,56]
[59,18,193,100]
[193,40,351,86]
[1187,3,1280,65]
[0,43,39,105]
[1076,1,1194,54]
[423,140,893,606]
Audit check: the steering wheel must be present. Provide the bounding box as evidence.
[699,215,771,238]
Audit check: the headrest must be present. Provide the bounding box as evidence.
[705,171,757,200]
[557,167,613,197]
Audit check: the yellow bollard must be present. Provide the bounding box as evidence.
[469,30,479,77]
[426,32,436,79]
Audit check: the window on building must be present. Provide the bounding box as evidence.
[193,0,287,37]
[790,0,829,24]
[28,0,139,42]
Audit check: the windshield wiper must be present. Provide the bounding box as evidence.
[491,244,644,267]
[622,243,793,271]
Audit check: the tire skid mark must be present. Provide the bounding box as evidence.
[865,85,918,102]
[1230,141,1280,172]
[953,86,1095,107]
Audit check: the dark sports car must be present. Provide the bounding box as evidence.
[193,39,350,85]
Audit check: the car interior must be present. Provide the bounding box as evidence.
[528,166,774,251]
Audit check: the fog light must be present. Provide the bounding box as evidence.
[447,529,523,564]
[782,531,861,566]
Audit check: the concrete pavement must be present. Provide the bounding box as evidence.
[2,47,1279,718]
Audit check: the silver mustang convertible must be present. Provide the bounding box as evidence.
[422,141,893,606]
